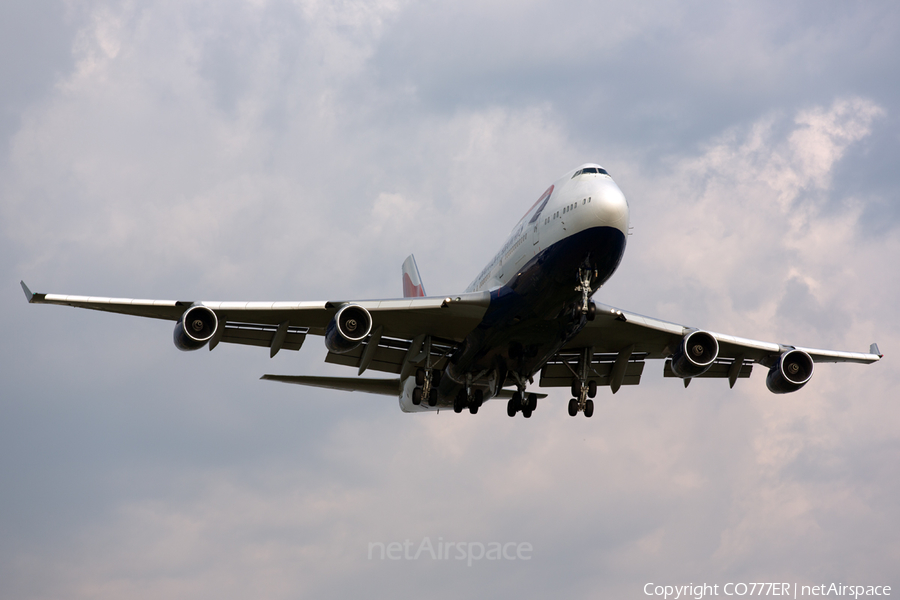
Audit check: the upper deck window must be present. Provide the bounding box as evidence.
[572,167,610,178]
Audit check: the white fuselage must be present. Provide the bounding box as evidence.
[466,164,630,293]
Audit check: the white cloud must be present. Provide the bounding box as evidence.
[2,1,899,598]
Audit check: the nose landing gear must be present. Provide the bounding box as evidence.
[576,268,598,321]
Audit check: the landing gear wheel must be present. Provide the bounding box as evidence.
[568,398,578,417]
[527,393,538,411]
[511,391,522,410]
[415,368,426,387]
[522,407,532,418]
[584,399,594,418]
[587,380,597,398]
[428,388,438,407]
[473,389,484,405]
[453,391,465,413]
[469,404,479,415]
[571,381,581,398]
[587,301,596,321]
[507,399,517,417]
[412,387,422,406]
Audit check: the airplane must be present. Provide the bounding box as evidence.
[20,163,882,418]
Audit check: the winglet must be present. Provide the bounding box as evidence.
[870,343,883,358]
[20,281,35,303]
[402,254,426,298]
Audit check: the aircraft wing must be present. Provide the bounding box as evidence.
[544,301,882,391]
[566,301,882,364]
[20,281,489,369]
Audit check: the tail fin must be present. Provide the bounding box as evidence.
[402,254,426,298]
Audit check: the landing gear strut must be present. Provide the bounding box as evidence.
[576,268,597,321]
[412,366,440,407]
[567,347,597,418]
[411,336,441,408]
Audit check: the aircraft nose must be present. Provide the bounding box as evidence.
[591,180,629,235]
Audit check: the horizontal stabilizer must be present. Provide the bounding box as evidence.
[260,374,401,396]
[496,388,548,399]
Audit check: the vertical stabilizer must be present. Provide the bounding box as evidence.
[402,254,426,298]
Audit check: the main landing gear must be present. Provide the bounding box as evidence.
[453,387,484,414]
[507,390,538,419]
[568,380,597,418]
[567,347,597,418]
[411,367,440,407]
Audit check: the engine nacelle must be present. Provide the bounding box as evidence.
[766,349,814,394]
[324,304,372,354]
[174,305,218,351]
[670,330,719,378]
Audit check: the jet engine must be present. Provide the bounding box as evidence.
[670,330,719,378]
[766,349,814,394]
[174,305,218,351]
[325,304,372,353]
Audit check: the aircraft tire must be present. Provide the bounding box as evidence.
[527,393,538,410]
[428,388,438,407]
[522,407,532,418]
[571,381,580,398]
[415,368,426,387]
[469,404,479,415]
[473,388,484,406]
[453,391,465,413]
[587,380,597,398]
[568,398,578,417]
[507,399,516,417]
[584,399,594,418]
[412,387,422,405]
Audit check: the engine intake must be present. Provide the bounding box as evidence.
[766,349,814,394]
[670,330,719,378]
[325,304,372,354]
[174,305,218,351]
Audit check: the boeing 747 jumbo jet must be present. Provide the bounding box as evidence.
[21,164,882,418]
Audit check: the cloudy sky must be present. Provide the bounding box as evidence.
[2,1,898,598]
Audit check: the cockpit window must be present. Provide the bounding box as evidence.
[572,167,610,178]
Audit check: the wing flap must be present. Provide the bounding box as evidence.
[219,322,308,351]
[539,352,646,387]
[663,359,753,379]
[324,336,453,375]
[325,344,408,374]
